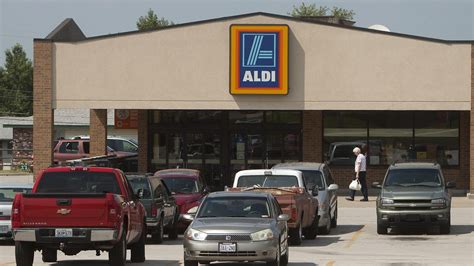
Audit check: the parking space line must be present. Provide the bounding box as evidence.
[345,225,365,249]
[326,260,335,266]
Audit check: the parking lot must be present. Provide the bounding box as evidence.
[0,197,472,266]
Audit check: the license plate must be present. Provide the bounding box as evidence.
[55,229,73,238]
[219,243,237,253]
[0,225,8,234]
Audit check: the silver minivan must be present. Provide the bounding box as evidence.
[273,162,338,234]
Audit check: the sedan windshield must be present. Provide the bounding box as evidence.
[0,188,32,202]
[162,178,199,194]
[384,169,442,187]
[236,175,298,187]
[198,197,270,218]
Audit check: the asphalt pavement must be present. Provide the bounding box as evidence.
[0,197,472,266]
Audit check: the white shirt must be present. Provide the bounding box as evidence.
[355,154,367,172]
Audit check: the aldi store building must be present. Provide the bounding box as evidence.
[32,13,474,196]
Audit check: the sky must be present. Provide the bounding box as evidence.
[0,0,473,65]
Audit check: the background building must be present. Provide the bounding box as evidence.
[32,13,473,195]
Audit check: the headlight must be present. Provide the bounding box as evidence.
[431,198,446,205]
[185,228,207,241]
[381,198,394,205]
[250,229,274,241]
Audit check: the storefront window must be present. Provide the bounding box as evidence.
[323,111,460,166]
[414,112,459,166]
[368,112,413,165]
[184,111,222,123]
[168,133,184,168]
[266,111,301,124]
[266,134,282,166]
[323,111,367,165]
[284,133,300,162]
[229,111,263,124]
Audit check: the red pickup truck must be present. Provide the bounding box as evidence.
[11,167,146,266]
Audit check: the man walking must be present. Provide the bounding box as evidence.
[346,147,369,201]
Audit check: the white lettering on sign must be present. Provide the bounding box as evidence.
[242,71,276,82]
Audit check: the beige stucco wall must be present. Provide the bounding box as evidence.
[53,15,472,110]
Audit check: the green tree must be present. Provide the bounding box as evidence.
[136,8,174,31]
[0,43,33,116]
[290,2,355,20]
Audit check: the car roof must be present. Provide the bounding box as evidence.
[273,162,324,171]
[389,162,440,170]
[0,183,33,189]
[207,191,270,199]
[155,169,200,178]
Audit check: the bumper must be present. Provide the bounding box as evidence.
[377,208,450,227]
[184,239,278,262]
[13,228,118,243]
[0,221,12,240]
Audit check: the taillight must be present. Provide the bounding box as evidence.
[107,194,120,226]
[151,205,158,217]
[11,194,21,228]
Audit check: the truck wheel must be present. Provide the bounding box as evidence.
[168,214,179,240]
[152,217,164,244]
[131,223,146,262]
[184,253,198,266]
[377,220,388,235]
[109,228,126,266]
[15,241,34,266]
[289,222,302,246]
[304,215,319,240]
[42,248,57,262]
[330,205,338,228]
[440,217,451,234]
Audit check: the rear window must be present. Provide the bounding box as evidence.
[128,177,152,199]
[36,172,121,194]
[236,175,299,187]
[0,188,32,202]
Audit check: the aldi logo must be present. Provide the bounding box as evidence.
[230,25,289,95]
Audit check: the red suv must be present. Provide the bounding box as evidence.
[154,169,209,231]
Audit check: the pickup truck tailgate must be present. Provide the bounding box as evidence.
[19,193,110,227]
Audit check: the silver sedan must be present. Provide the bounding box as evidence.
[0,183,33,240]
[183,191,289,266]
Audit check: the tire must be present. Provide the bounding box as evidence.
[319,212,331,235]
[152,216,164,244]
[377,220,388,235]
[440,217,451,235]
[280,237,289,266]
[304,213,319,240]
[131,223,146,262]
[266,242,281,266]
[330,205,338,228]
[15,241,34,266]
[109,228,126,266]
[42,248,57,263]
[289,222,303,246]
[168,213,179,240]
[184,254,198,266]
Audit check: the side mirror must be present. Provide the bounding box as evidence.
[182,214,195,221]
[277,214,290,221]
[372,182,382,189]
[446,181,456,189]
[136,188,144,199]
[327,184,339,191]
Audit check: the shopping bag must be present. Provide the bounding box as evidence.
[349,179,361,191]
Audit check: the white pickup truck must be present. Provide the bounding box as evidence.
[231,169,319,245]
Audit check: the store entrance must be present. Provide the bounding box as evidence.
[149,111,302,190]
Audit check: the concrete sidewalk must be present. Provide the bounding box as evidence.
[0,174,33,184]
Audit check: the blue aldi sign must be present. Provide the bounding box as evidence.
[230,25,289,95]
